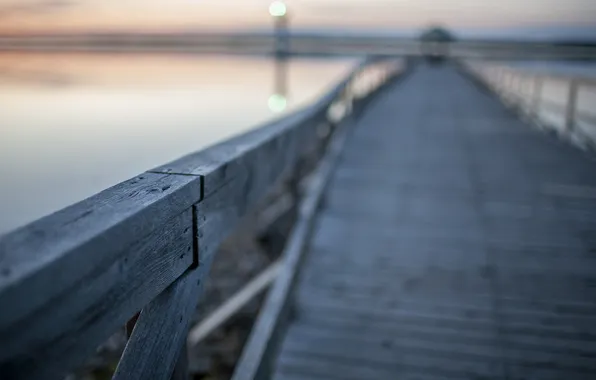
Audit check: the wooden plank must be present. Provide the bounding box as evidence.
[113,203,216,380]
[283,324,596,372]
[281,338,502,378]
[113,259,209,380]
[171,346,189,380]
[295,289,596,326]
[286,320,499,347]
[0,209,196,380]
[542,183,596,199]
[290,316,596,359]
[0,173,201,331]
[276,355,399,380]
[277,350,482,380]
[282,330,503,366]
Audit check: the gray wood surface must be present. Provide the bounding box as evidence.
[171,346,189,380]
[113,182,259,380]
[271,63,596,380]
[0,205,196,379]
[113,252,213,380]
[0,173,201,329]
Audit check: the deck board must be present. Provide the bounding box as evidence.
[272,63,596,380]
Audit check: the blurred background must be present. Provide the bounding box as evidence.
[0,0,595,234]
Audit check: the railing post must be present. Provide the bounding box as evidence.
[565,80,579,133]
[504,71,512,102]
[519,76,526,112]
[523,76,531,114]
[496,67,505,96]
[510,72,518,104]
[532,75,543,119]
[516,73,523,104]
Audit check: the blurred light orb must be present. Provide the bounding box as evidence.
[268,94,287,112]
[269,1,287,17]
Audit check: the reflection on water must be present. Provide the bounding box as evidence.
[269,57,289,112]
[0,52,356,234]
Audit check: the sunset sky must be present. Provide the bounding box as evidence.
[0,0,595,34]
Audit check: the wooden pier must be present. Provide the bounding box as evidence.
[1,58,595,380]
[267,64,596,380]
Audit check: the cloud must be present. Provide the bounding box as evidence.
[0,0,75,18]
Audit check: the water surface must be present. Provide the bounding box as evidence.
[0,53,355,234]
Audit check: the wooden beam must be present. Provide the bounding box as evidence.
[0,175,200,379]
[0,173,200,330]
[113,203,216,380]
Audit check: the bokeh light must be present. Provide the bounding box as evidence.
[268,93,287,112]
[269,1,287,17]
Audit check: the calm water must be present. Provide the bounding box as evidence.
[0,53,356,234]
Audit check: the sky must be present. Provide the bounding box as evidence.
[0,0,595,34]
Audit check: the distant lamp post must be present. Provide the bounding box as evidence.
[269,1,287,17]
[270,1,289,58]
[269,1,289,113]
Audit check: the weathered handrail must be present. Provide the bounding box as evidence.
[0,56,403,380]
[465,61,596,150]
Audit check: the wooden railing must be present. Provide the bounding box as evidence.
[0,57,404,380]
[465,61,596,150]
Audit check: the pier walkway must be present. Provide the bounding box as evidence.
[271,64,596,380]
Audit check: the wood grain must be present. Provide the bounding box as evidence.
[0,210,194,380]
[113,200,222,380]
[0,173,202,331]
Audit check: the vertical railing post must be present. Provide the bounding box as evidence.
[504,71,512,103]
[565,80,579,133]
[519,76,526,112]
[509,73,519,107]
[532,75,543,120]
[516,73,523,105]
[511,73,519,105]
[497,67,504,96]
[523,76,531,114]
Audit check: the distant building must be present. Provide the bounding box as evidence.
[420,27,455,63]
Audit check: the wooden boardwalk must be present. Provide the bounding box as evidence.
[271,64,596,380]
